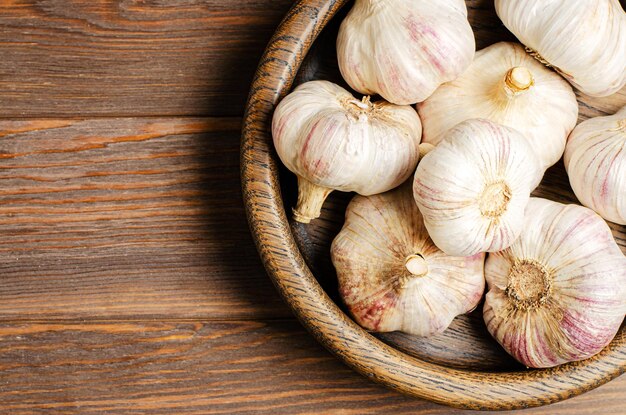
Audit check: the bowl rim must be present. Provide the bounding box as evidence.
[240,0,626,410]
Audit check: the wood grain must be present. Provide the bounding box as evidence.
[0,0,292,117]
[0,320,622,415]
[1,0,621,119]
[0,0,624,412]
[0,117,289,320]
[241,0,626,410]
[2,112,622,413]
[0,114,622,413]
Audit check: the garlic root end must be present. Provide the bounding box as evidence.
[506,259,552,311]
[479,181,512,219]
[292,177,333,224]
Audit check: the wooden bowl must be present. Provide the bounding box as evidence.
[241,0,626,410]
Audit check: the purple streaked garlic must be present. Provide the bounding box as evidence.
[484,198,626,368]
[564,106,626,225]
[418,42,579,170]
[272,80,422,223]
[331,184,485,336]
[495,0,626,97]
[337,0,475,105]
[413,118,542,257]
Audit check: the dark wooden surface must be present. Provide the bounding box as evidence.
[0,0,293,117]
[0,1,624,413]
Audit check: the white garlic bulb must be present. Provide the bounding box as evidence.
[495,0,626,97]
[484,198,626,368]
[413,118,542,257]
[331,184,485,336]
[564,106,626,225]
[272,80,422,223]
[418,42,579,169]
[337,0,475,105]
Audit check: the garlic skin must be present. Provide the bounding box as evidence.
[331,184,485,336]
[418,42,578,169]
[495,0,626,97]
[484,198,626,368]
[564,106,626,225]
[413,119,542,257]
[337,0,475,105]
[272,80,422,223]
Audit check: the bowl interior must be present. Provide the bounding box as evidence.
[279,0,626,373]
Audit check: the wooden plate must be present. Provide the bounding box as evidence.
[241,0,626,410]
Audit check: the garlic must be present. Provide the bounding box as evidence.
[331,184,485,336]
[413,118,542,257]
[495,0,626,97]
[337,0,475,105]
[272,80,422,223]
[418,42,579,169]
[484,198,626,368]
[564,106,626,225]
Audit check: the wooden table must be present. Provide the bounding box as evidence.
[0,1,623,413]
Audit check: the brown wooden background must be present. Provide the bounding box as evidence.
[0,1,623,413]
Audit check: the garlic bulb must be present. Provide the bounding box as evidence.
[418,42,578,169]
[484,198,626,368]
[337,0,475,105]
[495,0,626,97]
[564,106,626,225]
[272,80,422,223]
[413,118,542,257]
[331,184,485,336]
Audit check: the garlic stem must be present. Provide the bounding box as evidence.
[404,254,429,277]
[505,66,534,93]
[418,143,435,159]
[292,176,333,224]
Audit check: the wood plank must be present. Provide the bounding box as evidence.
[0,320,622,414]
[0,0,293,117]
[0,117,290,320]
[2,0,623,119]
